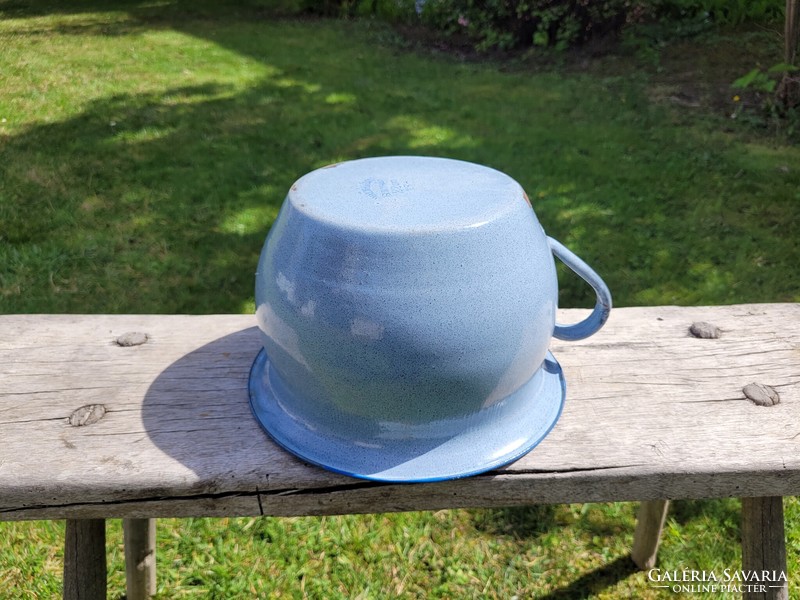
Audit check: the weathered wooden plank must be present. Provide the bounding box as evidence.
[742,497,789,600]
[63,519,106,600]
[0,305,798,520]
[631,500,670,570]
[123,518,156,600]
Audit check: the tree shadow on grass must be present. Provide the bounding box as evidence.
[1,62,489,313]
[537,555,639,599]
[4,0,800,317]
[2,82,288,313]
[473,505,640,598]
[472,503,636,598]
[472,499,743,598]
[1,10,598,313]
[473,504,561,539]
[473,501,635,541]
[668,498,740,528]
[0,2,613,319]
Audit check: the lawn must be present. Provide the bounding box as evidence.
[1,1,799,598]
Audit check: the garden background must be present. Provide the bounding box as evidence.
[1,0,799,597]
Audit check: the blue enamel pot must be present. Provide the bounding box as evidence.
[249,156,611,482]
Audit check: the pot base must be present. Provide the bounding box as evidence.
[248,348,565,482]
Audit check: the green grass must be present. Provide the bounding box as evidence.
[0,504,746,599]
[1,1,799,598]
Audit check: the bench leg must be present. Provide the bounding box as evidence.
[63,519,107,600]
[631,499,670,570]
[741,497,788,600]
[124,518,157,600]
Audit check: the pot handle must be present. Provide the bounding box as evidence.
[548,236,612,341]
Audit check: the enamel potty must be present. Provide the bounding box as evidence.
[249,156,611,482]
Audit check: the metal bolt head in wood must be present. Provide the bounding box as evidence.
[116,332,148,347]
[689,321,721,339]
[743,383,780,407]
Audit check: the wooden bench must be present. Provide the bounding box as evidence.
[1,304,798,599]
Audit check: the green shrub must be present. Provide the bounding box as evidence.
[416,0,784,53]
[418,0,650,52]
[645,0,783,24]
[244,0,785,52]
[355,0,420,20]
[297,0,418,19]
[701,0,783,24]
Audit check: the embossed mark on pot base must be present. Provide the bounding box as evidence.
[359,177,413,200]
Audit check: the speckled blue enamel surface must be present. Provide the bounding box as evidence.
[249,348,565,481]
[250,156,571,481]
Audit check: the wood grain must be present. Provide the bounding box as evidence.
[631,500,670,570]
[742,497,789,600]
[1,305,798,520]
[123,518,156,600]
[63,519,106,600]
